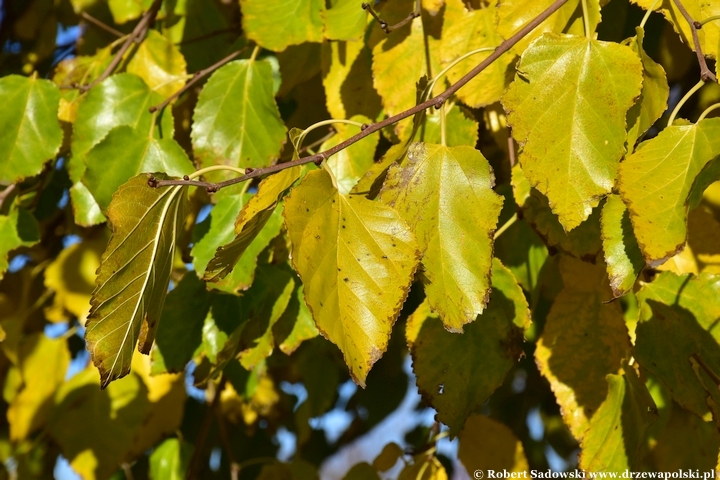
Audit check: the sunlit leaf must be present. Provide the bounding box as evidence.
[323,0,367,41]
[631,0,720,59]
[203,166,301,284]
[398,456,448,480]
[624,27,670,149]
[127,29,188,99]
[420,103,479,148]
[274,286,319,355]
[458,414,529,474]
[69,182,107,227]
[496,0,602,55]
[240,0,324,51]
[284,168,420,386]
[0,75,62,183]
[579,367,658,472]
[503,34,643,230]
[535,255,631,439]
[82,125,194,211]
[600,194,644,298]
[440,0,514,108]
[407,259,528,435]
[381,143,503,331]
[321,115,379,195]
[149,438,191,480]
[108,0,152,24]
[191,59,287,183]
[85,174,188,387]
[618,118,720,266]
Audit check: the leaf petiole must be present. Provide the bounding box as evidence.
[667,79,705,126]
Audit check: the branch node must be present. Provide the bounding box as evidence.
[694,20,702,29]
[434,99,445,110]
[314,154,326,166]
[245,167,254,174]
[360,123,369,130]
[147,176,158,188]
[206,185,219,194]
[183,175,190,181]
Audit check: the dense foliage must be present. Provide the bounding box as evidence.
[0,0,719,478]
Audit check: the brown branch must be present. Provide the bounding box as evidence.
[80,12,124,38]
[0,184,17,212]
[149,47,248,113]
[79,0,163,93]
[362,0,421,34]
[153,0,571,192]
[671,0,717,83]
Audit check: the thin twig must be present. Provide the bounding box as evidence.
[362,0,421,34]
[149,47,248,113]
[153,0,570,192]
[79,0,163,93]
[0,184,17,212]
[508,136,516,168]
[671,0,717,83]
[81,12,124,38]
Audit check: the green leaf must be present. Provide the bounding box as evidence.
[149,438,191,480]
[631,0,719,60]
[321,115,379,195]
[191,59,287,183]
[69,182,107,227]
[618,118,720,266]
[633,272,720,419]
[203,166,301,284]
[277,43,322,96]
[579,367,658,472]
[440,0,514,108]
[127,29,188,99]
[284,168,420,386]
[458,415,529,474]
[420,103,479,148]
[85,174,188,387]
[274,285,319,355]
[71,73,174,183]
[0,75,62,183]
[323,0,367,41]
[535,255,631,439]
[240,0,324,51]
[502,34,643,230]
[150,274,211,375]
[601,194,644,298]
[497,0,603,56]
[82,125,194,211]
[380,143,503,331]
[321,40,382,121]
[108,0,152,24]
[624,27,670,149]
[406,259,528,436]
[512,165,602,260]
[0,207,40,281]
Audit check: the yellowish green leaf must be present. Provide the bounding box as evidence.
[69,182,106,227]
[240,0,324,52]
[0,75,62,183]
[503,34,643,230]
[420,102,479,148]
[535,255,631,439]
[380,143,503,331]
[624,27,670,149]
[321,115,379,195]
[0,207,40,281]
[191,59,287,183]
[85,174,188,387]
[497,0,602,55]
[323,0,367,41]
[618,118,720,266]
[284,168,420,386]
[127,29,188,99]
[108,0,152,24]
[149,438,191,480]
[601,194,644,298]
[275,286,320,355]
[440,0,514,108]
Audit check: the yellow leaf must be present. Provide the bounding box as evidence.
[458,414,529,474]
[127,30,188,99]
[284,168,420,386]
